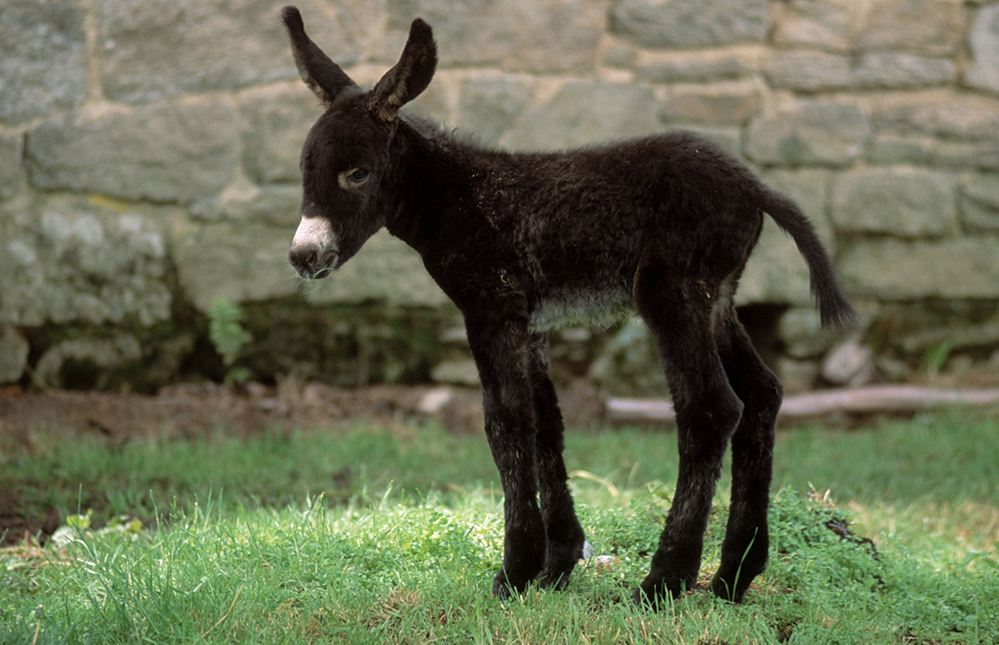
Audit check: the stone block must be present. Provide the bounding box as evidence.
[0,135,22,201]
[500,82,656,151]
[96,0,355,104]
[960,174,999,233]
[459,76,534,146]
[634,53,754,84]
[385,0,605,73]
[173,220,300,312]
[661,83,761,125]
[871,96,999,141]
[611,0,768,49]
[771,0,852,51]
[778,307,840,359]
[856,0,965,56]
[26,99,236,204]
[838,238,999,300]
[0,0,87,124]
[241,88,320,186]
[967,3,999,94]
[831,168,957,238]
[766,50,956,91]
[0,326,29,384]
[745,103,869,167]
[191,185,302,227]
[0,196,172,327]
[866,135,935,166]
[738,170,832,307]
[932,141,999,170]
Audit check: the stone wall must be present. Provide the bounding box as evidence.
[2,0,999,392]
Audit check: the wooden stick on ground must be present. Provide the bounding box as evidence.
[604,386,999,424]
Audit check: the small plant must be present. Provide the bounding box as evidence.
[207,298,252,384]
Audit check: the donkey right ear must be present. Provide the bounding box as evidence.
[282,6,357,106]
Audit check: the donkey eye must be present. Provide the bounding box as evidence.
[337,168,371,190]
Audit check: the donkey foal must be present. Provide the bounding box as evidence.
[280,6,856,607]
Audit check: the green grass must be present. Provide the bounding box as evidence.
[2,412,998,643]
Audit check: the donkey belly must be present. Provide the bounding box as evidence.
[528,287,632,333]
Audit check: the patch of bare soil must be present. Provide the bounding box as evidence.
[0,379,604,545]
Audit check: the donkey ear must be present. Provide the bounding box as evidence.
[282,6,357,106]
[367,18,438,121]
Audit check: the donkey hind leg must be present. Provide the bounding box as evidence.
[528,334,586,590]
[466,319,546,599]
[632,272,744,608]
[711,317,782,603]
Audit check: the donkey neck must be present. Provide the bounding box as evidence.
[384,119,491,252]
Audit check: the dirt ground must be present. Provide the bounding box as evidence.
[0,379,607,546]
[2,370,995,546]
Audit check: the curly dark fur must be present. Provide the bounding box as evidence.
[280,5,856,606]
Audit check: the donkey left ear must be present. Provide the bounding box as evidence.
[367,18,438,122]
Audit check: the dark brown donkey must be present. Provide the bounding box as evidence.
[280,6,855,607]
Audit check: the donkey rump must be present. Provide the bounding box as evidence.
[279,6,856,606]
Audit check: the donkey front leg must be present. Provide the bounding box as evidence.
[467,318,546,599]
[528,334,586,590]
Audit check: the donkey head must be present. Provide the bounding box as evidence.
[282,6,437,279]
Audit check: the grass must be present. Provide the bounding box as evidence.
[2,412,998,643]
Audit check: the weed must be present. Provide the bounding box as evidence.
[206,297,252,384]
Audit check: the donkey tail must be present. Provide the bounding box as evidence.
[759,186,857,330]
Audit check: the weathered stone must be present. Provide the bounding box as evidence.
[635,54,754,84]
[0,197,172,327]
[866,135,935,165]
[765,51,853,91]
[172,219,299,312]
[241,87,319,186]
[385,0,605,73]
[778,357,821,394]
[821,336,876,387]
[430,358,480,386]
[871,95,999,141]
[0,326,29,384]
[0,135,22,201]
[966,3,999,94]
[960,174,999,233]
[856,0,965,56]
[661,83,761,125]
[778,308,841,359]
[96,0,354,104]
[35,334,144,389]
[738,170,833,306]
[303,230,450,308]
[500,82,657,151]
[771,0,852,51]
[745,103,869,167]
[26,100,236,203]
[191,185,302,227]
[459,76,534,145]
[588,319,665,397]
[611,0,768,49]
[766,50,956,91]
[0,0,87,124]
[932,141,999,170]
[831,168,957,238]
[604,47,638,69]
[838,237,999,299]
